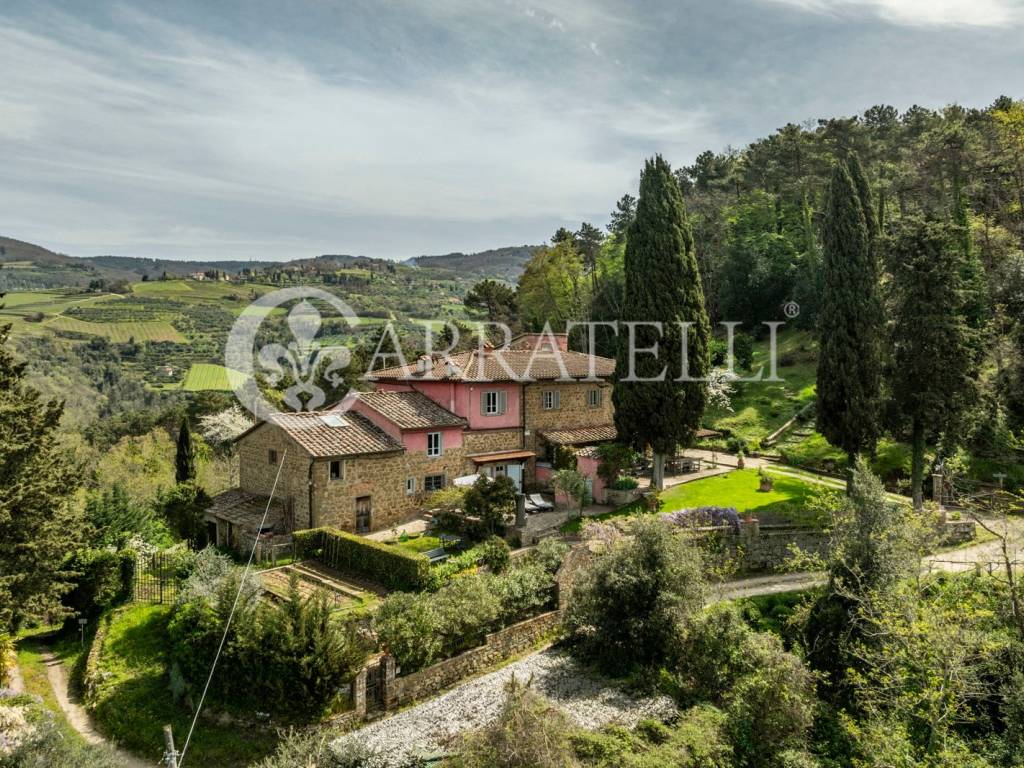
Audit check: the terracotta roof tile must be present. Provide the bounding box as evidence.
[353,391,466,430]
[206,488,286,530]
[538,424,618,445]
[268,410,403,458]
[367,349,614,382]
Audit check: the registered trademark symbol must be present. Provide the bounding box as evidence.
[783,301,800,319]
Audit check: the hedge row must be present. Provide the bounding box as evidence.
[294,527,431,592]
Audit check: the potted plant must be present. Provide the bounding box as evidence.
[736,450,745,470]
[757,466,774,492]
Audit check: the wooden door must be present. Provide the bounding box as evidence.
[356,496,372,533]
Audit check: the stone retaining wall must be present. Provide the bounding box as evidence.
[698,517,975,572]
[387,610,561,708]
[942,520,976,547]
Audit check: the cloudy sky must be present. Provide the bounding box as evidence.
[1,0,1022,261]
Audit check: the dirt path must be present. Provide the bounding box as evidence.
[39,648,153,768]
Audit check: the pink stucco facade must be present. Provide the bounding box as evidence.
[374,380,522,430]
[348,397,464,451]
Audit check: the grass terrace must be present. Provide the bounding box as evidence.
[705,329,818,449]
[562,468,829,533]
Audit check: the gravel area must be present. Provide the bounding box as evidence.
[331,648,676,766]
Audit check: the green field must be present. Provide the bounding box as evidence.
[181,362,247,391]
[47,315,186,342]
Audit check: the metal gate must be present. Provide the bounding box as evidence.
[365,658,386,712]
[133,552,180,604]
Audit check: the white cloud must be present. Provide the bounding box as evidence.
[760,0,1023,27]
[0,8,709,259]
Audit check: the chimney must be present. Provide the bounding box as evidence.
[416,355,433,373]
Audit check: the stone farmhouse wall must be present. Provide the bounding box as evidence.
[523,381,613,452]
[312,446,466,533]
[238,422,469,535]
[238,424,314,529]
[463,427,525,455]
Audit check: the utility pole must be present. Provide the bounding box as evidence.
[163,724,179,768]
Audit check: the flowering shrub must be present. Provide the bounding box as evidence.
[661,506,741,530]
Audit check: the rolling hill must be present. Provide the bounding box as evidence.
[405,245,538,280]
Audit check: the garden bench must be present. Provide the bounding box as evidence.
[424,547,449,564]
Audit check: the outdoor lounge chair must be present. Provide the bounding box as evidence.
[528,493,553,511]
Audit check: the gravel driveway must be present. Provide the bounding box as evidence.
[332,648,676,766]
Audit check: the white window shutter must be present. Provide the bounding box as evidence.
[553,391,560,409]
[498,390,507,415]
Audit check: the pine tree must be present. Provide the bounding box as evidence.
[175,416,196,484]
[0,324,83,632]
[613,156,710,489]
[817,161,882,482]
[608,194,637,241]
[886,217,976,509]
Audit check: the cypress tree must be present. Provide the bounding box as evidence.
[817,161,882,483]
[952,175,989,332]
[613,156,710,489]
[887,217,976,509]
[175,416,196,484]
[846,152,878,245]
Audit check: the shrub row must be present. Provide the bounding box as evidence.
[374,539,568,673]
[294,527,431,591]
[61,548,136,628]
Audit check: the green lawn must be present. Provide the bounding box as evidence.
[383,534,444,554]
[88,604,279,767]
[563,468,830,533]
[660,469,818,517]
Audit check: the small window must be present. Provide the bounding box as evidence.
[406,477,416,495]
[329,460,343,481]
[542,390,560,410]
[426,431,443,457]
[588,388,602,408]
[424,474,446,492]
[268,449,278,465]
[482,390,507,416]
